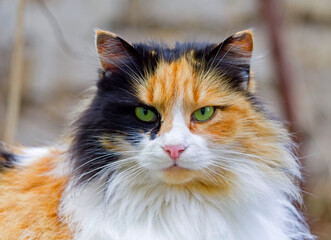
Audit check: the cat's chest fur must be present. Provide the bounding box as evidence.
[61,173,291,240]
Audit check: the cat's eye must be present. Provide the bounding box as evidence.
[192,106,215,122]
[135,107,157,123]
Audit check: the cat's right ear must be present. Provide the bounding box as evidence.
[95,29,138,71]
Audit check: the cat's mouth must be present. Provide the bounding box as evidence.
[162,165,194,184]
[165,164,188,171]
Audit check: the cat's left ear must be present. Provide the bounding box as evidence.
[207,30,254,92]
[95,29,138,71]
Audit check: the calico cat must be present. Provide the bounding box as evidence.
[0,29,313,240]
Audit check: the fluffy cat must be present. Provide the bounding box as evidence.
[0,29,313,240]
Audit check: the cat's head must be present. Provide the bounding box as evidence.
[69,30,298,197]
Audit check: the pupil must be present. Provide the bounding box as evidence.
[201,108,206,115]
[143,108,148,115]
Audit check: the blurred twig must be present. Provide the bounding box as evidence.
[261,0,308,191]
[3,0,81,144]
[261,0,297,134]
[261,0,306,155]
[35,0,81,59]
[3,0,26,144]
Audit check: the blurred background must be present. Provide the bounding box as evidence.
[0,0,330,238]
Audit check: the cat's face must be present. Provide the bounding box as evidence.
[134,57,247,187]
[70,30,292,195]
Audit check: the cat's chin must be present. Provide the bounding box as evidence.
[161,165,195,184]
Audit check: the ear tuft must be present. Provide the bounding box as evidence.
[95,29,137,71]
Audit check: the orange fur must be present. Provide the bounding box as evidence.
[0,150,71,240]
[163,168,234,196]
[162,166,195,184]
[185,168,234,196]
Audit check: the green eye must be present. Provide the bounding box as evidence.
[135,107,156,122]
[192,106,215,122]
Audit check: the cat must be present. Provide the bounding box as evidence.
[0,29,314,240]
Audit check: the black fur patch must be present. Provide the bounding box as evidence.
[0,149,16,170]
[70,46,161,183]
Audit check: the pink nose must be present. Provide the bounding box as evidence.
[163,144,186,160]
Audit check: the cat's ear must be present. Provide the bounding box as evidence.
[207,30,254,91]
[95,29,137,71]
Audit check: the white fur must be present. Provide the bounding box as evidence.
[61,162,312,240]
[60,103,313,240]
[15,147,51,167]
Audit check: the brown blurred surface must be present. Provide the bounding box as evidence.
[0,0,331,238]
